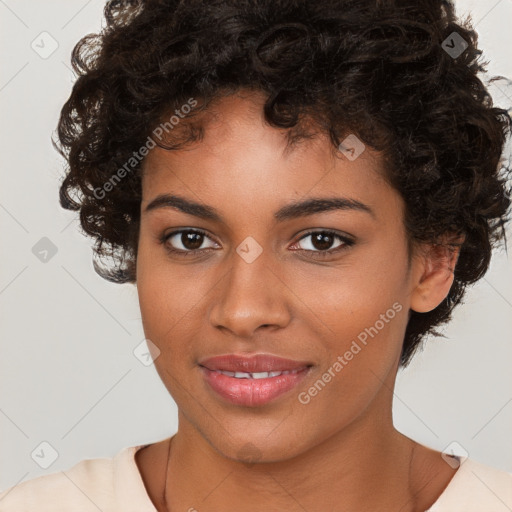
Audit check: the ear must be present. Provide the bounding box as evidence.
[410,234,465,313]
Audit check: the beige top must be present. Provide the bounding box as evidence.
[1,443,511,511]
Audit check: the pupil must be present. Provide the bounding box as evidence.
[312,232,333,251]
[183,232,203,250]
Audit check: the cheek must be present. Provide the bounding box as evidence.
[296,296,407,426]
[137,270,198,390]
[136,236,180,343]
[136,236,211,363]
[290,244,408,331]
[318,292,406,376]
[288,248,409,381]
[137,273,193,348]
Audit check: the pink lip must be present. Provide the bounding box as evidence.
[199,353,312,372]
[199,354,312,407]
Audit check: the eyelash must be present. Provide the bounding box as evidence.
[159,228,355,259]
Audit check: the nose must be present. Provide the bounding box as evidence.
[208,248,292,338]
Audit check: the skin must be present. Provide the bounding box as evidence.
[134,89,461,512]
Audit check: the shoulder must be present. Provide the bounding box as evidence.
[0,446,143,511]
[428,457,512,511]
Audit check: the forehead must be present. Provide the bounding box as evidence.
[140,92,400,223]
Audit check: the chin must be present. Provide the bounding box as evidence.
[198,423,318,465]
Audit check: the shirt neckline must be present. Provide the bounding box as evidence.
[113,442,159,511]
[425,455,469,510]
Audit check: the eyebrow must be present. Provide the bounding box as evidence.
[144,194,375,221]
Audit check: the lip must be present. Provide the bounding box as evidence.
[199,354,313,407]
[199,353,312,373]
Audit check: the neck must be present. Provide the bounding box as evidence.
[163,390,427,511]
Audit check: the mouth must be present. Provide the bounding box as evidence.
[207,368,305,379]
[198,353,313,373]
[198,353,313,407]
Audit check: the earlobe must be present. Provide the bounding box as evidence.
[410,238,463,313]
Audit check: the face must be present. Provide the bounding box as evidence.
[136,90,422,463]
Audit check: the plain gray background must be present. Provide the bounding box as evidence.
[1,0,511,492]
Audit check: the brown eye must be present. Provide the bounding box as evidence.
[309,232,336,251]
[291,230,355,259]
[179,231,204,250]
[297,231,348,251]
[162,229,218,255]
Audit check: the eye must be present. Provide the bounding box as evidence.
[159,228,354,259]
[290,230,354,258]
[160,229,219,256]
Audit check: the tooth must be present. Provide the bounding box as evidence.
[251,372,269,379]
[217,370,298,379]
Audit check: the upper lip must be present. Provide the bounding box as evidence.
[199,354,313,373]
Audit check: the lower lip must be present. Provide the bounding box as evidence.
[200,366,310,407]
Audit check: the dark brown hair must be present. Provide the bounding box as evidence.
[54,0,511,366]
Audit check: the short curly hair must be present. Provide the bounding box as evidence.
[55,0,511,367]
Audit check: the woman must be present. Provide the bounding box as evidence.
[1,0,511,510]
